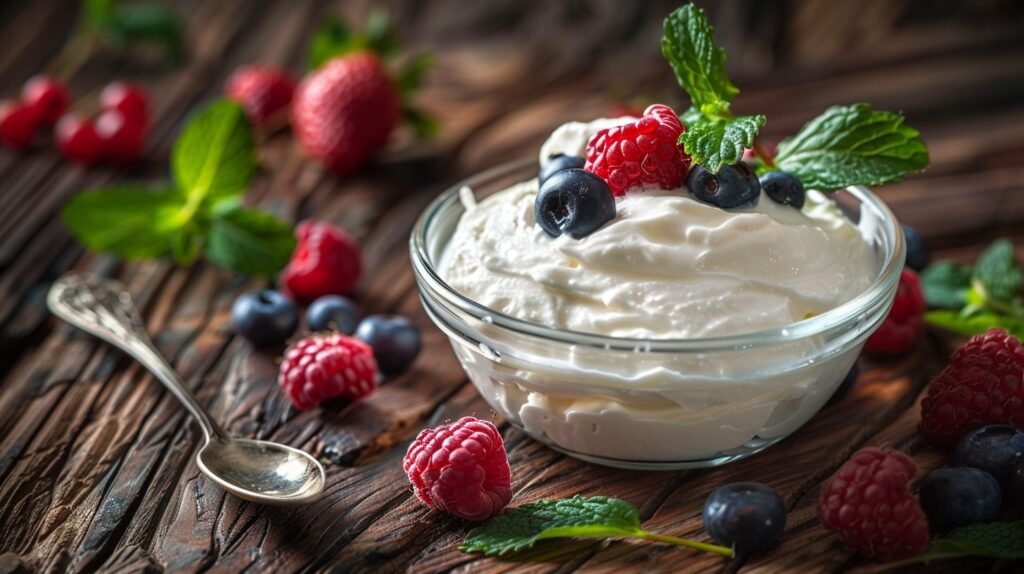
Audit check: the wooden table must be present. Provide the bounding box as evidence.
[2,1,1023,572]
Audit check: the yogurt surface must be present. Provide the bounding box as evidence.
[440,118,876,339]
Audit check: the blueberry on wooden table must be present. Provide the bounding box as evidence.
[953,424,1024,485]
[355,315,422,375]
[534,168,616,239]
[901,224,930,271]
[702,482,786,555]
[307,295,361,334]
[231,289,299,347]
[918,467,1001,533]
[687,162,761,208]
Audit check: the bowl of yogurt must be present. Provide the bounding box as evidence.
[410,118,905,470]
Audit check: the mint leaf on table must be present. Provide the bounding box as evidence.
[661,4,738,110]
[205,208,296,277]
[925,310,1024,341]
[921,261,973,310]
[61,186,184,259]
[972,238,1023,307]
[892,520,1024,565]
[460,495,732,558]
[306,10,399,70]
[172,100,256,207]
[680,114,765,173]
[772,104,929,191]
[82,0,185,66]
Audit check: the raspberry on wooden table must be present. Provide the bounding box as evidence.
[919,328,1024,446]
[864,269,926,357]
[403,416,512,521]
[277,333,378,410]
[280,220,363,302]
[584,103,691,196]
[818,447,929,560]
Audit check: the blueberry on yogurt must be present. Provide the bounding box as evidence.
[539,153,586,184]
[759,170,805,208]
[535,168,616,239]
[687,162,761,208]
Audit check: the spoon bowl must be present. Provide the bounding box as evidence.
[197,438,326,505]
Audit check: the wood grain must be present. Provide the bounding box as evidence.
[1,0,1023,572]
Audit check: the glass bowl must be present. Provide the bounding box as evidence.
[410,158,905,470]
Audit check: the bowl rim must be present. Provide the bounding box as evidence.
[410,157,906,353]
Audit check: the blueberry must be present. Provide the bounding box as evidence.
[231,290,298,347]
[1011,457,1024,513]
[355,315,422,375]
[534,168,616,239]
[539,154,586,185]
[307,295,360,334]
[686,163,761,208]
[827,362,859,405]
[902,225,930,271]
[702,482,786,555]
[759,170,805,208]
[953,424,1024,485]
[918,467,1001,533]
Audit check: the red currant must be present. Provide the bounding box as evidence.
[100,82,149,123]
[96,109,145,164]
[55,114,105,166]
[0,100,39,150]
[21,75,70,126]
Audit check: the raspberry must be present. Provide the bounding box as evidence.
[55,113,104,166]
[277,333,378,410]
[584,104,691,196]
[226,65,295,128]
[818,447,929,560]
[100,82,149,123]
[864,269,925,357]
[0,100,39,150]
[280,220,363,302]
[919,328,1024,445]
[22,75,70,126]
[96,108,146,164]
[403,417,512,521]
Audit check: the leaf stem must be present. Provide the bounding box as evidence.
[752,137,775,168]
[638,532,734,557]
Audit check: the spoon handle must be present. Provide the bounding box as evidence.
[47,273,225,442]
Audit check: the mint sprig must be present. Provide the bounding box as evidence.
[973,238,1023,308]
[772,104,929,190]
[890,520,1024,566]
[460,495,733,558]
[660,4,927,187]
[921,261,973,310]
[61,100,295,277]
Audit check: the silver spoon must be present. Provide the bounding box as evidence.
[47,273,325,506]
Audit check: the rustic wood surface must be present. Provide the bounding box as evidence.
[1,0,1024,572]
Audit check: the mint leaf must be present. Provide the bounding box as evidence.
[460,495,732,558]
[894,520,1024,565]
[170,220,204,266]
[661,4,738,110]
[925,310,1024,341]
[396,55,433,95]
[205,208,295,277]
[680,114,765,173]
[973,239,1023,306]
[680,106,702,127]
[921,261,973,310]
[102,2,185,65]
[61,186,184,259]
[773,104,929,191]
[172,100,256,207]
[306,18,356,70]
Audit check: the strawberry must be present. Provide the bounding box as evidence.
[291,52,400,176]
[225,65,296,129]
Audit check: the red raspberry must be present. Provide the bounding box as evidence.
[403,416,512,521]
[0,100,39,150]
[277,333,378,410]
[919,328,1024,445]
[100,82,149,123]
[22,75,70,126]
[864,269,926,357]
[96,108,146,164]
[584,104,691,196]
[280,220,362,302]
[55,113,104,166]
[225,65,296,128]
[818,447,929,560]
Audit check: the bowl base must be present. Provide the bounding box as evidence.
[521,429,782,470]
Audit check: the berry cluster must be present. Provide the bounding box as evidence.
[0,76,149,166]
[228,220,421,410]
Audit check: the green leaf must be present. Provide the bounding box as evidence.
[925,309,1024,341]
[774,104,929,191]
[461,496,644,557]
[973,239,1023,306]
[82,0,116,29]
[680,114,765,173]
[104,2,185,64]
[306,18,356,70]
[396,55,433,95]
[170,220,204,266]
[363,8,400,58]
[895,520,1024,565]
[172,100,256,208]
[921,261,973,310]
[661,4,738,109]
[679,106,703,127]
[205,208,295,277]
[61,186,184,260]
[403,106,439,139]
